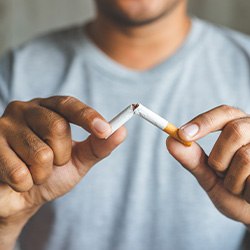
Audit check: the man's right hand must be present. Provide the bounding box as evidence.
[0,96,126,249]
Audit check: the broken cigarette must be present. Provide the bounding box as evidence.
[108,103,192,146]
[108,105,134,134]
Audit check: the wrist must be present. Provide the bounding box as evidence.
[0,222,22,250]
[0,207,40,250]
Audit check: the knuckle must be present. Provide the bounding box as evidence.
[219,104,232,110]
[49,118,69,137]
[220,104,245,117]
[32,169,51,185]
[197,113,216,128]
[79,107,95,121]
[5,101,24,114]
[33,147,53,165]
[220,105,235,118]
[225,121,246,140]
[235,147,250,165]
[208,156,224,171]
[0,117,12,131]
[7,100,22,109]
[21,131,38,148]
[8,165,30,185]
[58,96,78,106]
[29,97,42,103]
[19,132,54,165]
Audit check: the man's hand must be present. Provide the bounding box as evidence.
[0,96,126,249]
[167,105,250,225]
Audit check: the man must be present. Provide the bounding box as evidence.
[1,0,250,249]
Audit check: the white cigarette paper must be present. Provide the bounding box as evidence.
[108,105,134,136]
[107,103,192,146]
[108,103,168,136]
[133,104,169,130]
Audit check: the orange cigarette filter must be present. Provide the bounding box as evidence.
[133,104,192,147]
[163,122,192,147]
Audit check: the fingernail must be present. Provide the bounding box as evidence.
[181,124,199,139]
[92,118,111,135]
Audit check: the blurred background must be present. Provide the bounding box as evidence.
[1,0,250,56]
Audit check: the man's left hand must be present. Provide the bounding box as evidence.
[167,105,250,225]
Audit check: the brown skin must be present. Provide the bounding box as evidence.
[0,96,127,250]
[88,0,190,70]
[0,1,190,248]
[1,0,250,249]
[168,106,250,225]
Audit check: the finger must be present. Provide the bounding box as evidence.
[72,127,127,176]
[224,145,250,195]
[37,96,112,138]
[24,105,72,166]
[166,137,218,192]
[208,117,250,172]
[0,140,33,192]
[6,128,54,185]
[178,105,246,141]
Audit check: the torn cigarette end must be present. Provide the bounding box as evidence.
[132,103,140,111]
[107,104,134,138]
[108,103,192,147]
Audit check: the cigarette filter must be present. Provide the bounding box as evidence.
[108,103,192,146]
[134,104,192,147]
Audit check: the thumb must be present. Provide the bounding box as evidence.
[166,137,219,193]
[72,127,127,176]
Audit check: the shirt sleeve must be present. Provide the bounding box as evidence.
[0,51,12,115]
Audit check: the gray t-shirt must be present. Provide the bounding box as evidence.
[1,18,250,250]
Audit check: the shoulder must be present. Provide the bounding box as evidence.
[13,24,86,66]
[0,25,91,101]
[195,18,250,57]
[193,18,250,82]
[193,19,250,109]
